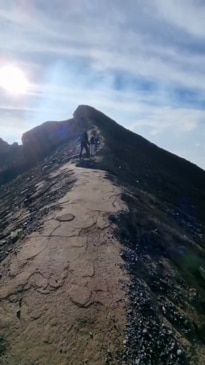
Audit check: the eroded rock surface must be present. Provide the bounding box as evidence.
[0,164,128,365]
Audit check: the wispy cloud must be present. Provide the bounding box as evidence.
[0,0,205,169]
[155,0,205,37]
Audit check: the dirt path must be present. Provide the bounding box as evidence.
[0,163,128,365]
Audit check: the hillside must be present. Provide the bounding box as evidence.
[74,105,205,223]
[0,105,205,365]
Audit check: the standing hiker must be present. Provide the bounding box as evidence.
[79,130,89,158]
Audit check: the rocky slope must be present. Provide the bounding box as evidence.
[0,105,205,365]
[0,117,87,186]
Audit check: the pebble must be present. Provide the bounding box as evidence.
[114,210,193,364]
[177,349,183,356]
[108,213,118,223]
[0,240,7,246]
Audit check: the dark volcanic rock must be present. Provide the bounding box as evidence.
[0,105,205,364]
[0,138,9,153]
[0,138,81,264]
[0,139,26,186]
[113,193,205,364]
[74,105,205,224]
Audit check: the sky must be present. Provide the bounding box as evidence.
[0,0,205,170]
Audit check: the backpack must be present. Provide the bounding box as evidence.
[90,136,95,144]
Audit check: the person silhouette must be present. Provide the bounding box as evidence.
[79,130,89,158]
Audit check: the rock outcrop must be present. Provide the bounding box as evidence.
[0,138,9,154]
[0,116,88,186]
[21,117,87,162]
[0,139,26,186]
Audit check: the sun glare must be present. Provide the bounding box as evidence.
[0,64,30,95]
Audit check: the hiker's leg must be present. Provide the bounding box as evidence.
[79,143,83,158]
[91,144,95,156]
[86,144,90,157]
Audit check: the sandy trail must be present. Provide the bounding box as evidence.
[0,163,128,365]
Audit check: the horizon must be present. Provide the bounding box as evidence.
[0,1,205,169]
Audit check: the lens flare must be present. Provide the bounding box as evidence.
[0,64,30,95]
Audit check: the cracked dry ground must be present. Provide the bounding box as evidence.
[0,163,128,365]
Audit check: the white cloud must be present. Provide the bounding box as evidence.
[155,0,205,37]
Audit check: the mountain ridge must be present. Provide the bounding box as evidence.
[1,104,205,226]
[0,105,204,184]
[0,105,205,364]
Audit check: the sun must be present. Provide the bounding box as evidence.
[0,64,30,95]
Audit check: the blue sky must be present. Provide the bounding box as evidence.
[0,0,205,169]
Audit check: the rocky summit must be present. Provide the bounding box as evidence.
[0,105,205,365]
